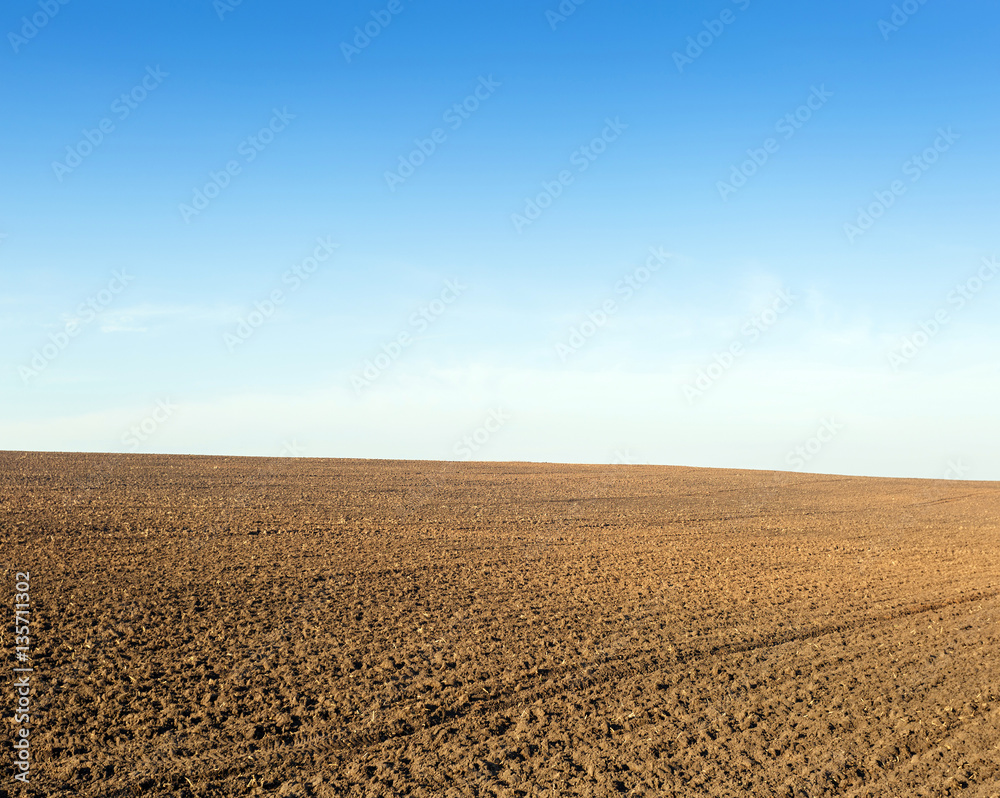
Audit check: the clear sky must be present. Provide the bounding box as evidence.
[3,0,998,479]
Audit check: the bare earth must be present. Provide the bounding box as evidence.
[2,451,1000,798]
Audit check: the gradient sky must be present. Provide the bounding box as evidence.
[3,0,998,479]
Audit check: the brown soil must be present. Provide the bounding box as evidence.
[2,451,1000,798]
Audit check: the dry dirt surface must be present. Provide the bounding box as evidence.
[2,451,1000,798]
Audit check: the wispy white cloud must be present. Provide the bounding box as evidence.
[93,303,241,333]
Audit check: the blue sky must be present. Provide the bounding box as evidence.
[2,0,998,479]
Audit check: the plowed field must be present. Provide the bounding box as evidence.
[3,451,1000,797]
